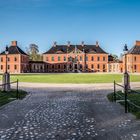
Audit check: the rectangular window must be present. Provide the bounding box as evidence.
[46,57,48,61]
[14,57,17,61]
[7,57,10,62]
[1,57,3,62]
[86,56,88,61]
[14,65,17,70]
[134,65,137,72]
[128,57,129,62]
[97,57,100,61]
[58,64,60,69]
[8,65,10,69]
[97,64,100,69]
[1,65,3,70]
[91,56,94,61]
[51,56,54,61]
[134,56,137,62]
[58,56,61,61]
[80,56,82,61]
[103,57,106,61]
[64,56,66,61]
[91,64,94,69]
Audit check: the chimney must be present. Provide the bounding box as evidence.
[96,41,99,47]
[67,41,71,47]
[135,40,140,46]
[11,41,17,46]
[53,41,57,47]
[81,41,84,47]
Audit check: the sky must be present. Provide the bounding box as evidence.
[0,0,140,56]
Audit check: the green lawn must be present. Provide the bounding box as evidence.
[107,91,140,119]
[0,73,140,83]
[0,89,27,107]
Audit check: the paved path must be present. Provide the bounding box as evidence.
[0,84,140,140]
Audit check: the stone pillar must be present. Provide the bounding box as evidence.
[122,72,130,93]
[2,73,10,91]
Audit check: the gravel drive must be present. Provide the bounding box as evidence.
[0,84,140,140]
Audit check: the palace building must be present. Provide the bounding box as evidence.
[0,40,140,73]
[43,41,108,73]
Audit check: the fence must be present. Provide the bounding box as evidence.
[0,80,19,105]
[113,80,140,113]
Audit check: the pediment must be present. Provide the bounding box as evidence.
[69,48,83,54]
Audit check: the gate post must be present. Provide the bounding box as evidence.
[124,84,128,113]
[114,80,116,102]
[16,79,19,99]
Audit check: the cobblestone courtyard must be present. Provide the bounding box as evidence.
[0,84,140,140]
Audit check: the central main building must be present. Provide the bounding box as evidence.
[43,41,108,73]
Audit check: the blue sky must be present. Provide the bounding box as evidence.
[0,0,140,56]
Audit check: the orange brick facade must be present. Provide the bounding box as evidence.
[0,41,29,73]
[0,54,29,73]
[123,54,140,73]
[42,53,108,72]
[42,42,109,72]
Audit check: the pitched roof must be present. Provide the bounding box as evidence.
[43,44,108,54]
[0,45,28,55]
[128,45,140,54]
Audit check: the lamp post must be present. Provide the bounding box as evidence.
[2,46,10,91]
[5,46,8,73]
[123,44,130,113]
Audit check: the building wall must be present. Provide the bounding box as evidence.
[29,62,45,73]
[86,54,108,72]
[124,54,140,73]
[108,62,123,73]
[0,54,29,73]
[43,53,108,72]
